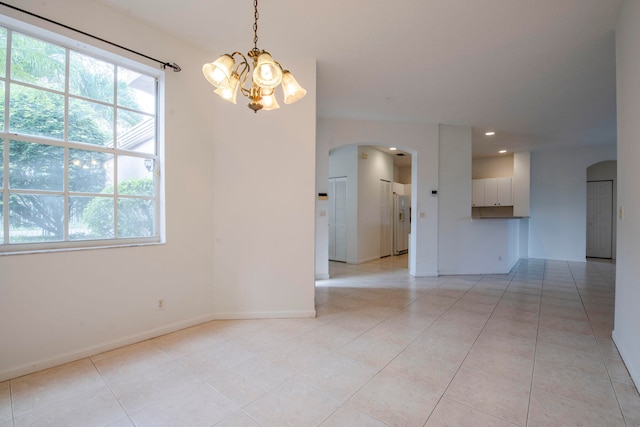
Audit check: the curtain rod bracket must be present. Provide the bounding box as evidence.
[162,62,181,72]
[0,2,181,72]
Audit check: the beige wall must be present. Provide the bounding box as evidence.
[472,154,514,179]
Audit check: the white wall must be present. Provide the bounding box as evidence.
[614,0,640,390]
[0,0,317,380]
[0,0,217,380]
[315,140,331,279]
[513,152,531,218]
[357,147,393,263]
[317,118,439,276]
[438,125,520,274]
[325,143,410,265]
[528,145,616,262]
[211,56,317,319]
[315,197,329,280]
[328,145,359,265]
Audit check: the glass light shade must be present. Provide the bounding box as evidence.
[281,71,307,104]
[202,54,235,87]
[260,91,280,111]
[214,73,240,104]
[252,52,283,89]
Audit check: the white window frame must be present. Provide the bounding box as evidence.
[0,14,165,254]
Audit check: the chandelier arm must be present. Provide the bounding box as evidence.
[239,63,252,97]
[230,51,249,70]
[228,51,250,95]
[236,60,250,79]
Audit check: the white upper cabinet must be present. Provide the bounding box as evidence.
[472,177,513,207]
[496,177,512,206]
[472,179,485,207]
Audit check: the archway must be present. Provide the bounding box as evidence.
[586,160,617,259]
[315,119,441,280]
[326,144,413,265]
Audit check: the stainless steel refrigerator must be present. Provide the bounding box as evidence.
[393,194,411,255]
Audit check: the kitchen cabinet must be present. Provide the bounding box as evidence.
[472,177,512,207]
[472,179,485,207]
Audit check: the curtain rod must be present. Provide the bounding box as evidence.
[0,1,181,72]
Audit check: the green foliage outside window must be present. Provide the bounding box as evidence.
[0,25,157,247]
[82,179,154,239]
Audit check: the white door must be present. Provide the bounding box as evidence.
[586,180,613,258]
[380,180,392,257]
[328,177,347,262]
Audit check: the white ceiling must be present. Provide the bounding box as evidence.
[98,0,621,158]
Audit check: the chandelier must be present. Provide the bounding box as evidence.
[202,0,307,113]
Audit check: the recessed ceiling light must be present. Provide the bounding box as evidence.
[485,131,496,136]
[389,147,397,151]
[499,149,507,154]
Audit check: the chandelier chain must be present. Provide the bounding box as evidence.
[201,0,306,111]
[253,0,259,50]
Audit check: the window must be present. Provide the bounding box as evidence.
[0,19,163,253]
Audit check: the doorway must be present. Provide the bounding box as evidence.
[587,180,613,259]
[586,160,617,260]
[326,144,413,270]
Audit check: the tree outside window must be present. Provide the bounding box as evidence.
[0,25,160,250]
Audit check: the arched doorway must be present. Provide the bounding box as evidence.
[327,144,413,265]
[586,161,617,259]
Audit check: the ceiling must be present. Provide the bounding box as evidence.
[97,0,621,158]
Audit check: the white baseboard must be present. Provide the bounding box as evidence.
[212,310,317,320]
[0,313,217,382]
[412,269,439,277]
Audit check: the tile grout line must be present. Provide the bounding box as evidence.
[569,261,630,425]
[9,379,14,427]
[315,273,476,425]
[523,259,547,427]
[422,262,526,426]
[317,275,462,417]
[87,356,136,426]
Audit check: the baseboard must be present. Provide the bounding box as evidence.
[612,329,640,392]
[0,313,218,382]
[412,267,439,277]
[212,310,317,320]
[355,256,381,265]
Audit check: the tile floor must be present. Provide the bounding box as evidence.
[1,256,639,426]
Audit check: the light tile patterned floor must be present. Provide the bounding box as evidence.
[2,256,639,426]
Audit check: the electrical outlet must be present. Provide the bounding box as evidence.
[157,299,165,311]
